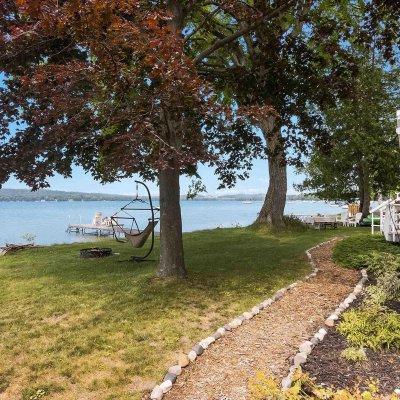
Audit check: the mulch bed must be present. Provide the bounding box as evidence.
[303,300,400,394]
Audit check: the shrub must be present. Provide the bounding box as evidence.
[281,215,309,232]
[366,252,400,275]
[338,308,400,351]
[365,252,400,301]
[248,369,392,400]
[363,286,388,309]
[341,346,367,363]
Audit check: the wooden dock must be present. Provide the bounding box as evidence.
[66,223,125,237]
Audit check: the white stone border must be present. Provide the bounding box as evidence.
[281,267,368,389]
[149,238,339,400]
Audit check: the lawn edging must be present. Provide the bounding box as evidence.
[281,267,369,389]
[149,237,338,400]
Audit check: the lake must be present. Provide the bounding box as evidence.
[0,200,344,246]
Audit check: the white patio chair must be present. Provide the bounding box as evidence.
[347,212,363,227]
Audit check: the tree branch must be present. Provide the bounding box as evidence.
[184,7,222,43]
[193,0,296,65]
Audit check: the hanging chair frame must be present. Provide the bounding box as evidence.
[110,181,159,262]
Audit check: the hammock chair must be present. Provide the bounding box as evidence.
[110,181,159,262]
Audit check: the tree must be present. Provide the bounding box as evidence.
[189,0,400,229]
[0,0,262,278]
[299,63,400,218]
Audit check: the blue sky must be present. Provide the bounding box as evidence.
[4,162,304,196]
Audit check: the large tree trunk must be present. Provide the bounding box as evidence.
[157,166,187,278]
[361,166,371,219]
[358,160,371,219]
[361,187,371,219]
[154,0,187,279]
[255,117,287,229]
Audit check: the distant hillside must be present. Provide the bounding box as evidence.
[0,188,315,202]
[197,193,316,201]
[0,188,134,202]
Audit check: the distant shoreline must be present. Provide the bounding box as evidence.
[0,188,317,202]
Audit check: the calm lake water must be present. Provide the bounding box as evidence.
[0,200,343,246]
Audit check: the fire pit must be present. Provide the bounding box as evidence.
[80,248,112,258]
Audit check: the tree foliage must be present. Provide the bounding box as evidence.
[298,62,400,204]
[0,0,266,190]
[188,0,399,164]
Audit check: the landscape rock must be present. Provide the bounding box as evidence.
[251,306,260,315]
[310,337,319,346]
[315,329,327,341]
[168,365,182,376]
[204,336,215,345]
[163,373,177,384]
[213,331,222,340]
[199,340,209,349]
[236,317,244,324]
[282,377,292,389]
[274,289,286,300]
[325,318,335,327]
[230,318,243,328]
[262,299,273,308]
[150,386,164,400]
[160,380,173,393]
[293,352,307,366]
[243,311,253,320]
[217,327,226,336]
[223,324,232,331]
[193,344,204,356]
[347,293,356,302]
[188,350,197,362]
[299,341,312,355]
[354,286,363,294]
[178,354,189,367]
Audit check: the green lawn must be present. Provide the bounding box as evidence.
[0,226,362,400]
[333,230,400,268]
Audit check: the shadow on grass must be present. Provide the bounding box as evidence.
[0,226,361,399]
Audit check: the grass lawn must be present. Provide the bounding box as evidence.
[0,226,363,400]
[333,230,400,268]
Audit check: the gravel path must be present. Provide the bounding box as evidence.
[164,239,359,400]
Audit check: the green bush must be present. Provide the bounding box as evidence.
[366,253,400,301]
[341,346,367,363]
[338,308,400,351]
[363,286,389,309]
[334,235,400,354]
